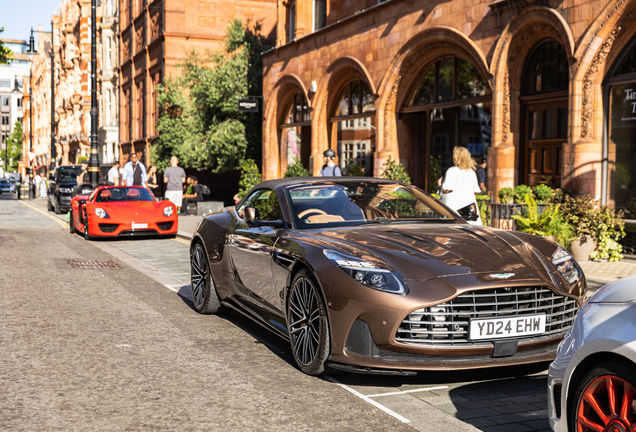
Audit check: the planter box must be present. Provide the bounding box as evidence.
[491,203,549,230]
[570,237,597,263]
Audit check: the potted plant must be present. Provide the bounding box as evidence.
[511,194,573,247]
[493,187,515,229]
[513,185,533,204]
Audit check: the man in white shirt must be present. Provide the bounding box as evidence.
[107,161,120,185]
[122,153,147,188]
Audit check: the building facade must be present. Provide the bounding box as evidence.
[118,0,277,167]
[0,39,29,172]
[262,0,636,227]
[99,0,119,167]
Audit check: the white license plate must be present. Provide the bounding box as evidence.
[131,223,148,229]
[469,314,546,341]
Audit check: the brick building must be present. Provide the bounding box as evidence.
[261,0,636,233]
[118,0,277,167]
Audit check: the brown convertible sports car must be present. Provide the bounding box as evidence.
[189,178,586,376]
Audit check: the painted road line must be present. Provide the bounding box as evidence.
[366,386,449,398]
[171,237,191,246]
[325,376,410,424]
[18,200,67,228]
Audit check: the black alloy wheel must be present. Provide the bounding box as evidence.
[69,212,76,234]
[287,269,331,376]
[190,242,226,314]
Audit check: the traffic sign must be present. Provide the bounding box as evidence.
[27,152,36,163]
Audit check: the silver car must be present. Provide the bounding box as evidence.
[548,274,636,432]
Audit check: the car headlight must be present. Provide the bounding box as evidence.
[323,249,407,295]
[164,206,174,217]
[94,208,109,219]
[552,245,580,283]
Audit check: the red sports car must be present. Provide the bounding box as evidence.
[70,186,178,239]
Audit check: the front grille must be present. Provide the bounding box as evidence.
[553,383,562,418]
[396,286,578,347]
[157,221,173,231]
[99,223,119,233]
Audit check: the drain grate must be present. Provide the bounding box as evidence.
[67,259,122,269]
[0,235,15,242]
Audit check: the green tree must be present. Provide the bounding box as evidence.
[5,121,22,170]
[237,158,262,200]
[155,19,267,172]
[0,28,13,64]
[284,156,310,177]
[381,156,411,183]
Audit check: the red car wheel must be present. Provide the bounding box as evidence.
[575,363,636,432]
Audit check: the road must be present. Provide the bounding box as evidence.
[3,193,636,431]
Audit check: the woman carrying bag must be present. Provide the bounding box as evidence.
[440,146,482,225]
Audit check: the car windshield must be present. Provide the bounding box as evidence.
[95,187,154,203]
[57,167,80,183]
[286,182,459,229]
[0,179,8,184]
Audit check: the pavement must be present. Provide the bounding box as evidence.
[4,194,636,432]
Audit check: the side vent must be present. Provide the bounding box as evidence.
[273,251,296,270]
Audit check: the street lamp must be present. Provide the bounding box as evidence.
[9,78,21,173]
[88,0,99,185]
[24,28,37,199]
[50,20,56,172]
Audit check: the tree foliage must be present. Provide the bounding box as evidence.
[0,28,13,65]
[237,158,262,200]
[6,121,22,170]
[155,19,266,172]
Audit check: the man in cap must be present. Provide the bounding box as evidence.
[320,149,342,176]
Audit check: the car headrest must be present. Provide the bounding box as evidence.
[127,188,140,197]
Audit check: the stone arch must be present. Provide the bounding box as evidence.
[310,56,376,176]
[489,7,574,192]
[569,0,636,197]
[373,26,491,176]
[263,74,309,180]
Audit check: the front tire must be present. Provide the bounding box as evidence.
[54,198,62,214]
[190,242,226,314]
[572,361,636,432]
[83,209,91,240]
[69,212,76,234]
[287,269,331,376]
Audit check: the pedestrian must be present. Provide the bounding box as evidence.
[146,165,159,196]
[475,156,487,193]
[76,161,89,183]
[320,149,341,176]
[34,172,41,194]
[182,176,204,215]
[122,152,148,188]
[441,146,482,225]
[163,155,186,213]
[39,174,47,198]
[107,161,120,186]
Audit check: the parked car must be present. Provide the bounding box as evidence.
[189,178,587,376]
[69,185,178,239]
[47,165,81,214]
[0,178,16,194]
[548,274,636,432]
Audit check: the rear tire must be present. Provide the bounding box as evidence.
[190,242,227,314]
[287,269,332,376]
[571,361,636,432]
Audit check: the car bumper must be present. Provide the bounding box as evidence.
[316,270,580,372]
[86,216,178,237]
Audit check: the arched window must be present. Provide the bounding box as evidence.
[605,37,636,221]
[280,93,311,173]
[329,79,376,175]
[401,56,490,190]
[523,40,568,95]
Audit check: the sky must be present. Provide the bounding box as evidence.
[2,0,62,42]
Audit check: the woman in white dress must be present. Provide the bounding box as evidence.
[441,146,482,225]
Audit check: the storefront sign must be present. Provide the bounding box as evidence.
[238,99,259,112]
[622,88,636,120]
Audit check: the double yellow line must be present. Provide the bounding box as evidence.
[18,200,68,229]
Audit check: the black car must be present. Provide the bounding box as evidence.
[47,165,82,214]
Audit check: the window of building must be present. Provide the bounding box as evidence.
[523,40,568,95]
[1,116,9,125]
[0,79,10,88]
[150,72,160,135]
[1,96,9,106]
[17,98,22,107]
[106,37,112,69]
[401,56,491,190]
[314,0,326,31]
[280,93,311,174]
[106,89,112,125]
[329,79,376,175]
[287,0,296,43]
[135,81,145,139]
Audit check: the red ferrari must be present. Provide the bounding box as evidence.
[70,186,178,239]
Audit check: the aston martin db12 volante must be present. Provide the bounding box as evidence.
[70,186,178,239]
[189,178,586,376]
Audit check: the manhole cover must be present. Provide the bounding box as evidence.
[0,235,15,242]
[67,259,122,269]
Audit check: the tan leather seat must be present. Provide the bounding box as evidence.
[306,215,345,223]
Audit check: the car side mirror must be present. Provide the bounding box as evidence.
[162,197,171,201]
[244,207,285,228]
[78,199,86,205]
[244,207,257,224]
[457,203,479,222]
